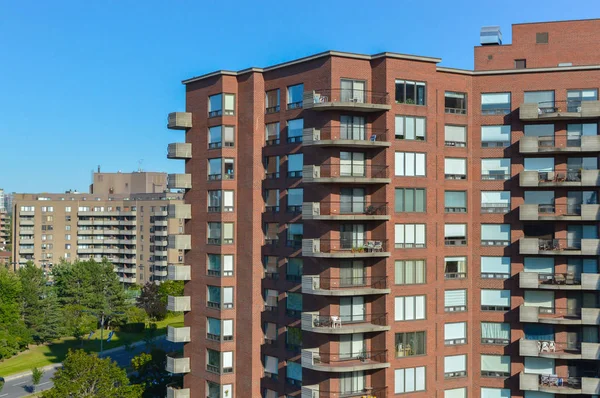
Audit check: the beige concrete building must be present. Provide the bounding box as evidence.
[0,210,8,250]
[12,172,188,285]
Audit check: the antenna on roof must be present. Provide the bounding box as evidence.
[138,159,144,172]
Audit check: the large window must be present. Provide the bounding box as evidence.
[444,354,466,378]
[340,372,365,396]
[208,125,234,149]
[445,125,467,147]
[207,222,234,245]
[395,152,426,176]
[340,115,366,140]
[481,224,510,246]
[445,289,467,312]
[286,224,303,248]
[394,295,426,321]
[445,388,467,398]
[287,84,304,109]
[265,89,280,113]
[395,331,426,357]
[286,292,302,317]
[481,125,511,147]
[265,189,279,213]
[207,254,234,277]
[394,366,426,394]
[394,260,426,285]
[286,361,302,385]
[208,158,235,180]
[395,80,426,105]
[265,156,279,179]
[481,322,510,345]
[567,89,598,112]
[567,123,598,146]
[395,224,426,248]
[481,158,511,180]
[287,188,303,213]
[264,355,278,378]
[444,224,466,246]
[444,257,466,279]
[481,355,510,378]
[445,158,466,179]
[481,388,510,398]
[395,116,426,140]
[287,154,303,178]
[445,322,466,345]
[395,188,425,212]
[481,191,510,213]
[481,289,510,311]
[286,258,302,282]
[524,90,555,111]
[266,122,280,145]
[445,92,467,114]
[208,93,235,117]
[287,119,303,143]
[208,190,234,213]
[341,79,366,103]
[445,191,466,213]
[481,93,511,115]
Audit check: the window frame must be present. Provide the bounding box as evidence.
[481,92,511,115]
[395,79,427,106]
[395,188,426,213]
[394,259,426,285]
[395,331,426,358]
[395,115,426,141]
[444,92,467,114]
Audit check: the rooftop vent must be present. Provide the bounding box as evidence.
[480,26,502,45]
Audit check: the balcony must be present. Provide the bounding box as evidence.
[19,248,34,254]
[154,230,168,237]
[168,204,191,219]
[519,238,600,256]
[303,165,390,184]
[167,143,192,159]
[167,112,192,130]
[481,203,511,214]
[154,269,168,277]
[302,127,390,148]
[167,325,191,343]
[302,239,390,258]
[519,338,600,360]
[520,135,600,154]
[301,348,389,372]
[168,235,191,250]
[118,267,137,274]
[302,275,390,296]
[19,211,35,217]
[302,202,390,221]
[154,220,168,227]
[519,305,600,325]
[303,89,391,113]
[166,385,190,398]
[167,296,191,312]
[19,238,34,245]
[168,264,191,281]
[519,272,600,290]
[519,169,600,187]
[520,204,600,221]
[520,372,600,395]
[119,276,137,284]
[301,385,387,398]
[519,100,600,121]
[154,249,168,257]
[166,353,190,374]
[167,173,192,190]
[19,219,34,226]
[301,312,389,334]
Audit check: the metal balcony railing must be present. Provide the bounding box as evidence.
[537,169,582,183]
[308,312,388,328]
[316,164,389,179]
[536,204,583,216]
[312,127,389,142]
[537,238,582,251]
[315,238,388,253]
[314,276,388,290]
[538,272,581,285]
[310,89,390,105]
[316,201,389,216]
[313,350,388,366]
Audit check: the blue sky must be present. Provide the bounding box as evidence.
[1,0,598,193]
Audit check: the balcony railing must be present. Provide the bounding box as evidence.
[481,203,510,213]
[538,306,582,318]
[301,385,388,398]
[310,201,389,217]
[304,126,389,145]
[481,172,510,180]
[537,238,582,251]
[520,100,600,121]
[314,276,388,291]
[306,312,388,329]
[520,134,600,153]
[537,169,582,183]
[309,238,388,253]
[313,350,388,366]
[304,89,390,108]
[304,164,390,181]
[538,374,582,389]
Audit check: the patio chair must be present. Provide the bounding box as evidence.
[373,241,383,252]
[554,274,566,284]
[565,273,575,285]
[331,316,342,328]
[365,241,375,252]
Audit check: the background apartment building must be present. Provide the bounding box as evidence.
[12,171,185,285]
[164,19,600,398]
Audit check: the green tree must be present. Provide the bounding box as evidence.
[157,280,183,305]
[62,305,97,345]
[124,306,147,324]
[42,350,142,398]
[136,282,166,321]
[31,367,44,392]
[18,263,63,343]
[130,349,171,398]
[0,266,21,326]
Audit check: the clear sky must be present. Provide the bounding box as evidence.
[1,0,598,193]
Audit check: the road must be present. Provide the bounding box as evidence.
[0,337,181,398]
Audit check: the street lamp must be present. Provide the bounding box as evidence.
[82,310,125,356]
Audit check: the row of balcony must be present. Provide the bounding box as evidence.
[301,348,389,373]
[520,372,600,395]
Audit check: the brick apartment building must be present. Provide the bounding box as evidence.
[12,171,188,285]
[163,19,600,398]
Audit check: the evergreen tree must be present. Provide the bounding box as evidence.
[0,266,21,326]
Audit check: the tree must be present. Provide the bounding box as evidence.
[136,283,166,321]
[42,350,142,398]
[62,305,97,345]
[0,266,21,326]
[31,367,43,392]
[157,280,183,306]
[19,263,63,343]
[130,349,172,398]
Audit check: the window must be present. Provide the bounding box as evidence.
[481,224,510,246]
[208,158,234,181]
[287,84,303,109]
[567,123,598,147]
[445,92,467,114]
[394,295,426,321]
[515,59,526,69]
[536,32,548,44]
[340,152,365,177]
[445,158,466,179]
[286,361,302,385]
[222,287,234,309]
[65,225,71,231]
[445,289,467,312]
[207,350,233,374]
[207,222,234,244]
[341,371,365,396]
[65,206,71,212]
[395,116,426,140]
[65,244,71,250]
[567,89,599,112]
[287,119,303,143]
[264,223,279,245]
[481,191,510,213]
[445,388,467,398]
[286,188,302,213]
[266,122,280,145]
[286,224,303,248]
[444,354,466,378]
[395,152,426,176]
[395,224,426,248]
[265,89,280,113]
[395,188,425,212]
[340,115,366,140]
[444,257,466,279]
[481,355,510,378]
[286,292,302,317]
[264,289,278,311]
[207,318,233,341]
[481,93,511,115]
[395,80,426,105]
[481,158,511,180]
[208,93,235,117]
[445,322,466,345]
[264,355,279,378]
[208,126,234,149]
[445,191,466,213]
[265,189,279,213]
[394,260,426,285]
[481,289,510,311]
[286,258,302,282]
[287,154,303,178]
[265,156,279,179]
[524,90,554,110]
[481,322,510,345]
[481,256,510,279]
[395,331,426,357]
[341,79,366,103]
[444,224,466,246]
[481,125,510,147]
[445,125,467,147]
[263,321,277,343]
[481,388,510,398]
[394,366,426,394]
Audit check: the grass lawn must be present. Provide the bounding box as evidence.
[0,314,183,377]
